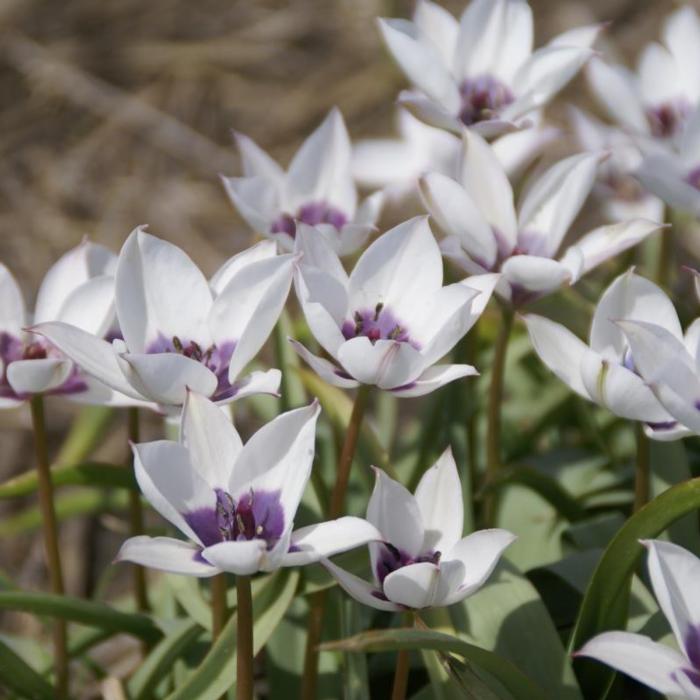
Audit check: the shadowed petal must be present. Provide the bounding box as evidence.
[383,561,441,609]
[116,536,218,577]
[323,559,401,612]
[201,540,267,576]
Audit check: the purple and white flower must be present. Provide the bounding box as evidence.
[577,539,700,698]
[324,449,515,610]
[32,228,293,412]
[117,392,380,576]
[290,217,498,397]
[221,108,383,256]
[378,0,598,137]
[523,269,688,441]
[421,129,663,305]
[0,240,124,408]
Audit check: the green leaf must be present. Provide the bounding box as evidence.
[569,476,700,698]
[55,405,116,466]
[128,619,204,700]
[165,569,299,700]
[0,591,162,644]
[321,628,544,700]
[166,575,212,630]
[274,310,307,411]
[0,635,54,700]
[0,462,135,500]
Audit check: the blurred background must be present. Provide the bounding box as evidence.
[0,0,686,693]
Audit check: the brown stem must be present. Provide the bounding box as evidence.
[127,407,150,615]
[211,573,229,640]
[236,575,254,700]
[483,307,514,526]
[634,423,651,513]
[301,385,371,700]
[30,396,68,698]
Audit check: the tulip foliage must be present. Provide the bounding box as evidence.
[6,1,700,699]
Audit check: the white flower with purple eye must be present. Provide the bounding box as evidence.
[377,0,598,138]
[290,217,498,398]
[421,129,664,306]
[32,228,294,412]
[324,449,515,610]
[221,108,383,256]
[116,392,381,576]
[587,6,700,143]
[0,240,124,408]
[576,540,700,698]
[523,269,689,441]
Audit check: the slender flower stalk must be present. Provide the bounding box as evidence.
[301,384,371,700]
[211,573,228,640]
[29,395,68,699]
[236,575,254,700]
[484,307,514,525]
[634,423,651,512]
[391,612,414,700]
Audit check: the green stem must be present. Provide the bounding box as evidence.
[30,396,68,698]
[127,407,149,615]
[483,307,514,526]
[634,424,650,513]
[391,612,414,700]
[236,575,254,700]
[301,384,371,700]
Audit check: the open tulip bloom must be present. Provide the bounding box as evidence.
[324,449,515,610]
[0,240,126,407]
[378,0,598,138]
[576,540,700,698]
[221,108,383,256]
[290,217,498,397]
[524,269,690,440]
[117,392,380,576]
[421,129,664,306]
[32,228,293,412]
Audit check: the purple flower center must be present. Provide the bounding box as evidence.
[646,100,691,139]
[185,488,285,549]
[271,201,347,239]
[375,542,440,585]
[0,332,87,400]
[341,303,419,348]
[459,75,514,126]
[147,335,237,401]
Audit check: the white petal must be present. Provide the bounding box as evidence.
[116,536,218,577]
[561,220,665,279]
[232,402,320,526]
[390,364,478,398]
[286,108,356,215]
[377,18,460,112]
[663,6,700,103]
[209,240,278,296]
[224,369,281,404]
[132,440,214,545]
[323,559,401,612]
[234,131,284,182]
[492,123,559,179]
[56,275,115,337]
[501,255,572,299]
[6,358,73,396]
[576,631,689,696]
[181,390,242,490]
[522,314,591,400]
[415,447,463,553]
[590,269,682,359]
[643,539,700,659]
[347,217,442,323]
[337,338,425,390]
[283,517,381,566]
[288,339,359,389]
[383,562,441,609]
[547,23,602,50]
[116,228,213,352]
[201,540,267,576]
[30,322,143,400]
[354,190,385,228]
[419,172,497,268]
[0,263,25,336]
[636,155,700,216]
[638,43,682,107]
[34,241,115,324]
[398,91,463,134]
[442,529,516,603]
[119,352,217,406]
[413,0,459,68]
[334,224,374,258]
[367,468,424,563]
[352,138,424,191]
[220,175,280,233]
[459,130,518,249]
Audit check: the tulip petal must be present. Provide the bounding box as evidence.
[390,364,478,398]
[56,275,115,338]
[234,132,285,182]
[221,175,280,234]
[383,561,441,609]
[225,369,281,403]
[288,339,359,389]
[209,240,278,296]
[6,358,73,396]
[501,255,572,300]
[414,0,459,68]
[116,536,218,577]
[0,263,25,336]
[201,539,267,576]
[323,559,401,612]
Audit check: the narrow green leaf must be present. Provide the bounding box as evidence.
[274,310,307,410]
[321,628,544,700]
[0,591,162,644]
[55,405,116,466]
[569,477,700,698]
[166,575,211,630]
[0,636,54,700]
